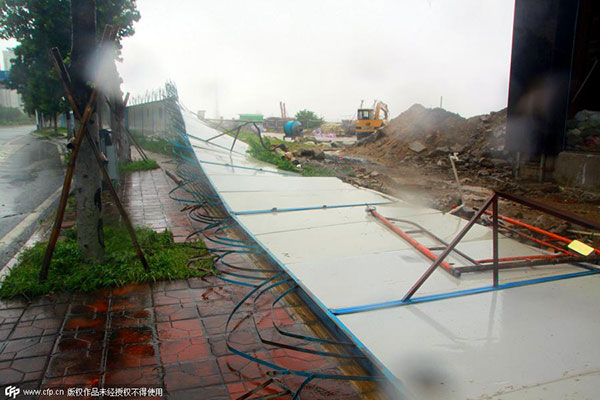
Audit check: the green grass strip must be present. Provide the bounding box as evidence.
[0,226,213,299]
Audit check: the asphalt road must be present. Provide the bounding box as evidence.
[0,125,64,268]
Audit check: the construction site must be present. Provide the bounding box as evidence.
[0,0,599,399]
[167,1,600,397]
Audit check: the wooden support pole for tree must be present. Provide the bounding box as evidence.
[105,95,149,161]
[124,125,150,161]
[39,89,99,282]
[47,45,149,276]
[40,26,149,282]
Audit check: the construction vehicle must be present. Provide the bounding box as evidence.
[354,100,389,139]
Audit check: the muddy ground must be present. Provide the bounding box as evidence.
[300,154,600,249]
[290,104,600,249]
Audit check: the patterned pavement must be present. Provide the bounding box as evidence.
[0,160,384,399]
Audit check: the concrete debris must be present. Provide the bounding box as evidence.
[313,151,326,161]
[409,141,427,153]
[428,146,451,157]
[566,110,600,151]
[300,149,316,157]
[284,151,297,163]
[284,104,599,239]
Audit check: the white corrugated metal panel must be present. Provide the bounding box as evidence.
[282,243,582,310]
[182,109,600,399]
[238,203,440,235]
[339,275,600,399]
[211,175,351,193]
[183,110,250,152]
[221,190,391,214]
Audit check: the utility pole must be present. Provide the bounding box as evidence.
[71,0,104,261]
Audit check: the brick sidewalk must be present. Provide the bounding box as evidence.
[0,160,383,399]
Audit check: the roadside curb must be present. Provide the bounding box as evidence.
[0,216,53,282]
[0,137,66,280]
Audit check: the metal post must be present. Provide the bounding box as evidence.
[449,153,464,204]
[492,195,499,287]
[230,126,242,153]
[206,121,250,143]
[402,194,496,301]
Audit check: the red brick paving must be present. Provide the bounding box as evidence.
[0,157,383,399]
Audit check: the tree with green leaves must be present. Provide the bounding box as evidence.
[294,109,324,130]
[0,0,140,132]
[1,0,140,262]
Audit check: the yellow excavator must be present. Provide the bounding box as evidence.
[354,100,389,140]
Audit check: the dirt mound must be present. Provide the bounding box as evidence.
[347,104,507,166]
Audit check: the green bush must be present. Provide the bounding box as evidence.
[246,136,299,173]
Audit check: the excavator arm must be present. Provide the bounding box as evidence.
[374,101,389,122]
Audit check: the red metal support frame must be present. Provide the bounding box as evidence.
[457,254,600,273]
[478,254,568,264]
[497,191,600,231]
[494,222,572,256]
[402,194,497,301]
[402,192,600,302]
[486,211,600,256]
[492,196,499,287]
[367,207,460,277]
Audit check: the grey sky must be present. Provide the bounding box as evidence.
[2,0,515,121]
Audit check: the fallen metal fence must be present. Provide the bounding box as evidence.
[332,191,600,315]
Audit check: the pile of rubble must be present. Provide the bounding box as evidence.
[565,110,600,151]
[346,104,510,180]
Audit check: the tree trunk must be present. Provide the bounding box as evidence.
[71,0,104,262]
[53,113,58,134]
[112,98,131,163]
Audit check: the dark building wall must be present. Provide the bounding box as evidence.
[506,0,580,156]
[570,0,600,116]
[507,0,600,156]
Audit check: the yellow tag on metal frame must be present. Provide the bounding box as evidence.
[568,240,595,256]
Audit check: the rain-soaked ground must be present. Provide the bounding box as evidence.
[0,157,388,399]
[0,125,64,268]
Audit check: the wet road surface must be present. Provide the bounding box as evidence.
[0,125,64,268]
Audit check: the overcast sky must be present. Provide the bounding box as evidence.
[2,0,516,121]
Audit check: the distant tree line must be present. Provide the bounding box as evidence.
[295,109,324,130]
